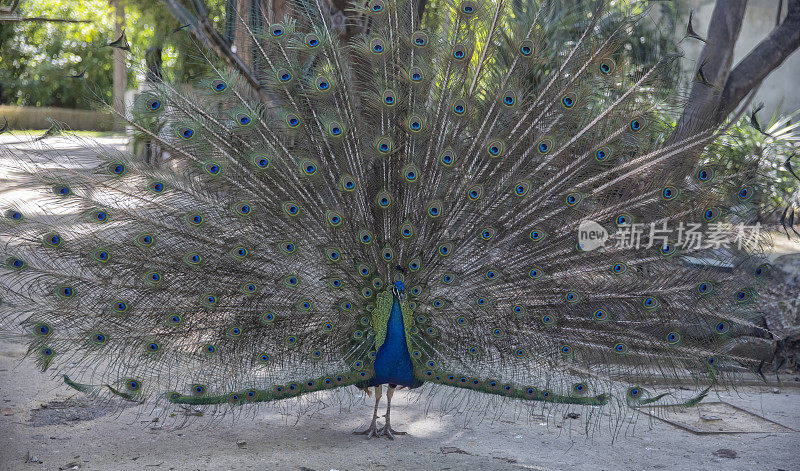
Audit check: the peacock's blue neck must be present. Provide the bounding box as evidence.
[367,296,417,387]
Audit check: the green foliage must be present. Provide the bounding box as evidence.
[721,108,800,220]
[0,0,115,108]
[0,0,226,110]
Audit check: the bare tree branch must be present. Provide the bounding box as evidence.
[0,16,91,22]
[0,0,90,22]
[161,0,269,102]
[716,0,800,120]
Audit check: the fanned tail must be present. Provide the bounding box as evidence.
[0,0,774,431]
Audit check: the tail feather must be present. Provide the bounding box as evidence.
[0,0,775,429]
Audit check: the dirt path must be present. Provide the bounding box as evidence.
[1,341,798,471]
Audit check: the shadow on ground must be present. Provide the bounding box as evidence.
[1,341,798,471]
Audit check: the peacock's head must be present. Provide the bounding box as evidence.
[392,274,406,300]
[392,266,406,292]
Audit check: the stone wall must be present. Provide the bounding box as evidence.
[0,105,116,131]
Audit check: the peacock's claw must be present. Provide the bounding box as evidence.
[377,423,407,440]
[354,419,407,440]
[353,421,380,439]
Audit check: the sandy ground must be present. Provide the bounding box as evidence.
[0,340,799,471]
[2,135,799,470]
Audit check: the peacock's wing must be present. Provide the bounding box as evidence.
[0,0,772,423]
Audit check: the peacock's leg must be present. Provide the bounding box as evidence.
[354,385,382,438]
[377,384,407,439]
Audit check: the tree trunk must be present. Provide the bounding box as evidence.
[143,45,164,165]
[672,0,747,140]
[270,0,288,22]
[233,0,253,68]
[717,0,800,120]
[674,0,800,139]
[112,0,127,132]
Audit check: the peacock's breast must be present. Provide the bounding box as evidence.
[367,296,418,387]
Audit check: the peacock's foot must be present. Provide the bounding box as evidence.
[376,421,407,440]
[353,420,380,439]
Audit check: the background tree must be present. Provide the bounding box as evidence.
[0,0,226,109]
[675,0,800,135]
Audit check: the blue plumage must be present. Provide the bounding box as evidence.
[368,297,419,388]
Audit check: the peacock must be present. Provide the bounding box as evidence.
[0,0,777,439]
